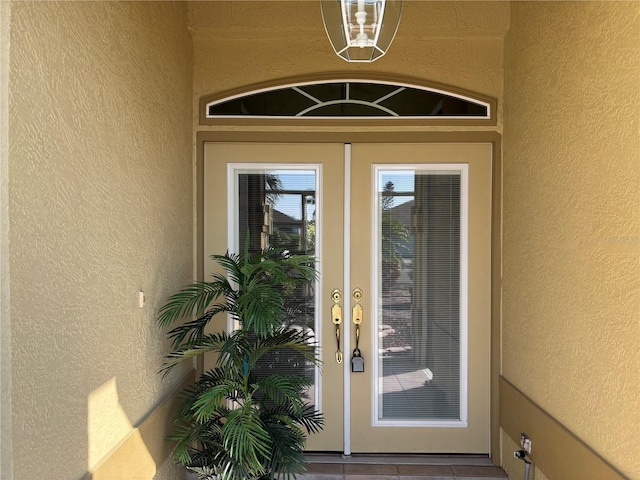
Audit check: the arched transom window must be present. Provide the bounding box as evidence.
[204,80,492,120]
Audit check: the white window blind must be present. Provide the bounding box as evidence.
[376,167,466,425]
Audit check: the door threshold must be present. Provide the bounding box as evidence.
[304,453,493,466]
[301,454,507,480]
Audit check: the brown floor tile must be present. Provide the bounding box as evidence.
[297,475,344,480]
[398,464,455,477]
[344,463,399,475]
[399,477,453,480]
[399,477,456,480]
[452,465,508,479]
[305,463,345,474]
[345,476,398,480]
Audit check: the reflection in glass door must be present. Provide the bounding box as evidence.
[375,167,466,426]
[234,168,319,405]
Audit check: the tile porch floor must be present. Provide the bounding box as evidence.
[299,454,508,480]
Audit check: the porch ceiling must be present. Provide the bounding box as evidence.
[187,1,510,38]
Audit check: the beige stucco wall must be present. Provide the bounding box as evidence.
[191,1,508,130]
[8,2,193,479]
[502,2,639,478]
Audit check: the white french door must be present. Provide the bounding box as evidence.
[203,142,492,454]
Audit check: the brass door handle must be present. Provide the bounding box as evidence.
[352,288,363,356]
[352,303,363,325]
[331,289,343,364]
[353,303,363,346]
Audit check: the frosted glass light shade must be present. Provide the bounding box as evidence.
[321,0,402,62]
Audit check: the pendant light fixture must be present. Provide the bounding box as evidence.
[321,0,403,62]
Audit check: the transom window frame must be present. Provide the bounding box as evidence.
[199,74,497,127]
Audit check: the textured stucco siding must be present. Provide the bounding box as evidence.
[190,1,508,131]
[8,2,193,478]
[503,2,640,478]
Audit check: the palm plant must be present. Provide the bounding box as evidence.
[380,181,410,288]
[158,243,324,480]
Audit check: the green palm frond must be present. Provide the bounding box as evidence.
[176,371,233,419]
[192,380,244,422]
[250,329,319,367]
[287,403,325,435]
[262,422,306,479]
[236,285,286,335]
[165,310,215,349]
[160,333,233,375]
[158,244,323,478]
[169,414,226,466]
[186,466,221,480]
[158,281,231,327]
[222,404,271,474]
[252,373,309,408]
[168,417,199,465]
[210,252,244,286]
[214,330,249,369]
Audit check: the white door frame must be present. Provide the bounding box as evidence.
[342,144,353,455]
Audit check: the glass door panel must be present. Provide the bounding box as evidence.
[376,168,465,425]
[234,168,319,403]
